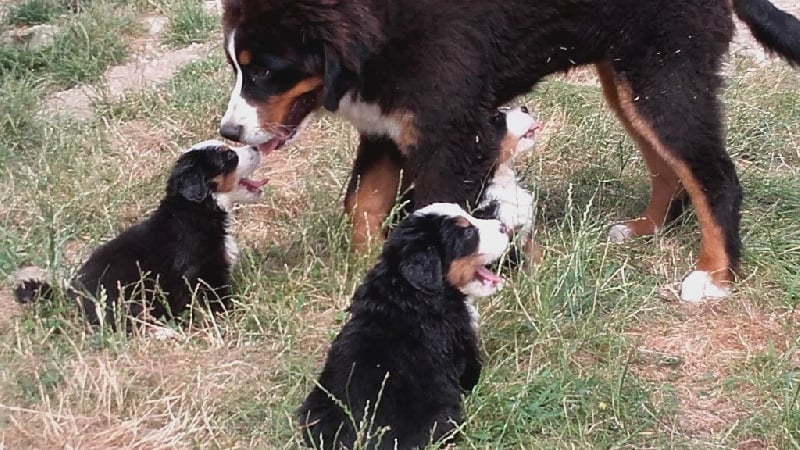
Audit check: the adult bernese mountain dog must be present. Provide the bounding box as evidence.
[297,203,509,449]
[13,141,267,332]
[217,0,800,302]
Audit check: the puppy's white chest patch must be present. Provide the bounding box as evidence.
[465,298,480,336]
[224,233,239,267]
[481,165,533,231]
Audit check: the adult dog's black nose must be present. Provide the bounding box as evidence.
[219,122,243,142]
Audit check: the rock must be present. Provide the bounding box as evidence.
[202,0,221,16]
[1,24,59,49]
[141,15,168,35]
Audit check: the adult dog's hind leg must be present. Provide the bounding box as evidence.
[597,62,689,242]
[344,135,403,253]
[602,62,742,302]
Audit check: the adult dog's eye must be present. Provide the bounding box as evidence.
[250,66,271,84]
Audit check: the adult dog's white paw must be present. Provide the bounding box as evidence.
[608,223,634,243]
[680,271,730,303]
[150,326,180,341]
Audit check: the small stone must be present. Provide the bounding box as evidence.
[0,24,59,49]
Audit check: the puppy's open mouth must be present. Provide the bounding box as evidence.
[523,122,542,140]
[475,265,503,287]
[238,177,269,193]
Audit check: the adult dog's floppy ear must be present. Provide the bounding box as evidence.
[323,44,346,111]
[399,246,443,293]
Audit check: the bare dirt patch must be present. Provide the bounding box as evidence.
[628,301,799,438]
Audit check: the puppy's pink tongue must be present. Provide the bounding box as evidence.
[476,266,502,285]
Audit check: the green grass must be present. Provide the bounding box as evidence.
[163,0,218,48]
[3,0,69,26]
[0,1,139,89]
[1,5,799,446]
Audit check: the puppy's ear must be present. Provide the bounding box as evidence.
[167,154,211,203]
[175,172,210,203]
[322,44,346,111]
[399,246,443,293]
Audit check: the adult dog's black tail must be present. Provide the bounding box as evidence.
[733,0,800,65]
[12,266,55,304]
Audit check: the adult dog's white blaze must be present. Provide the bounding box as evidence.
[220,30,273,145]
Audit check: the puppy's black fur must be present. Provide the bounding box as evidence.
[15,146,244,330]
[297,208,502,449]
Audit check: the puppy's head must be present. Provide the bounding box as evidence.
[385,203,510,298]
[219,0,382,153]
[493,106,540,164]
[167,140,267,207]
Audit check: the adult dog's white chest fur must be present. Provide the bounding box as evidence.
[338,95,400,137]
[337,93,416,151]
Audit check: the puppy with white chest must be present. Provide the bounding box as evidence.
[297,203,510,449]
[477,106,542,264]
[13,140,266,332]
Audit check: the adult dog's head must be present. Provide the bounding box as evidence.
[167,140,267,208]
[384,203,510,298]
[219,0,383,153]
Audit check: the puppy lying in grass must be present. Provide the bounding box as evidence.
[13,140,266,333]
[298,203,510,449]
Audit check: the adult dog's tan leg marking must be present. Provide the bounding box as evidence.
[344,150,401,252]
[597,62,685,240]
[600,64,732,288]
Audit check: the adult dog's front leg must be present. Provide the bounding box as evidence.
[344,135,404,252]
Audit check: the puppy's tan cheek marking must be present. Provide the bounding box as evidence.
[212,173,237,193]
[446,255,482,289]
[453,216,471,228]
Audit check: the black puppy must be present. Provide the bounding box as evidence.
[13,140,266,332]
[298,203,510,449]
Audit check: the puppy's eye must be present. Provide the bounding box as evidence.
[462,226,477,239]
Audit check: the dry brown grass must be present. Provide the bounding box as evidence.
[0,339,271,449]
[629,301,799,439]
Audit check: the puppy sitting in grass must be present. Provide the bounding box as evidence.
[13,140,266,334]
[298,203,510,449]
